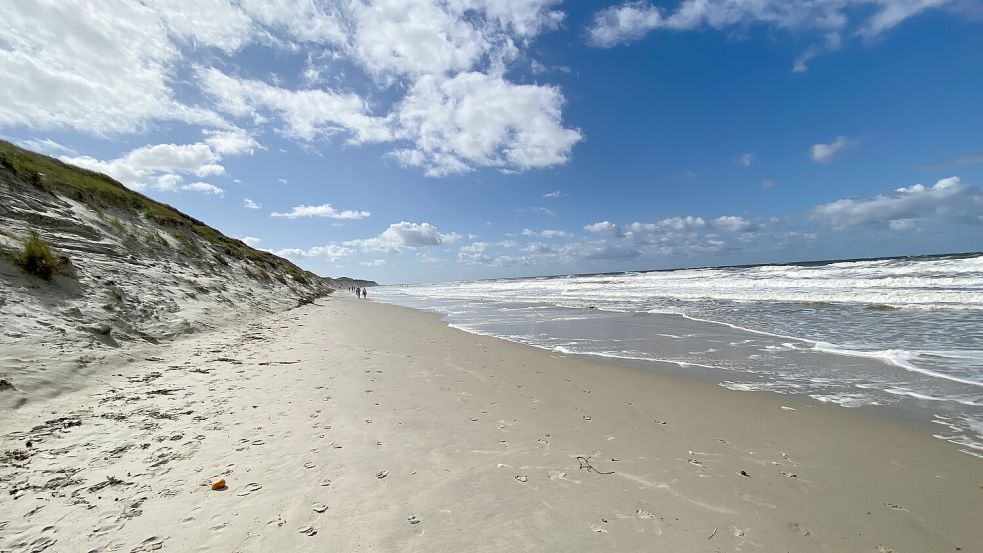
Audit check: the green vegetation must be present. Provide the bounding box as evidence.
[0,139,320,287]
[18,230,57,280]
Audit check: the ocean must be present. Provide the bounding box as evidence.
[371,253,983,457]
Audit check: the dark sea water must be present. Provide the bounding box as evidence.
[373,253,983,457]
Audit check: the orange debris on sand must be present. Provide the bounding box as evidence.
[211,478,226,490]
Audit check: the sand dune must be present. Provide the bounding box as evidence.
[0,141,372,411]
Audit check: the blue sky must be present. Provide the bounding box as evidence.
[2,1,982,284]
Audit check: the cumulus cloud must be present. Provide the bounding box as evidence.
[811,136,858,163]
[60,141,241,194]
[2,0,581,178]
[738,153,754,167]
[272,243,354,261]
[182,181,224,196]
[587,0,957,70]
[712,216,752,232]
[270,203,371,219]
[203,128,261,155]
[198,67,394,144]
[360,259,387,267]
[584,221,623,237]
[347,221,461,252]
[240,236,261,246]
[812,176,982,229]
[389,72,582,176]
[458,238,642,267]
[521,228,572,238]
[243,198,262,209]
[0,0,226,134]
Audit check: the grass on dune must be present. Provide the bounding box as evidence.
[0,140,321,285]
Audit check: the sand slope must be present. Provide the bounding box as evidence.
[0,149,373,411]
[2,298,980,552]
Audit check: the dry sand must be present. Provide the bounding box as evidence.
[2,297,981,552]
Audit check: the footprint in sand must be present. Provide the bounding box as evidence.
[376,470,389,479]
[304,462,317,469]
[787,522,811,537]
[875,546,896,553]
[297,525,317,536]
[547,471,566,481]
[136,537,164,551]
[407,514,421,525]
[312,503,328,513]
[636,509,655,519]
[236,483,262,496]
[319,480,332,486]
[590,524,608,533]
[515,475,528,482]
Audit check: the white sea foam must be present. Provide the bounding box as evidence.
[375,254,983,456]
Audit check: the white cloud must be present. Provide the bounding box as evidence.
[240,236,262,246]
[2,0,580,179]
[243,198,262,209]
[584,221,623,237]
[347,221,461,252]
[390,72,582,176]
[654,216,706,230]
[203,128,261,155]
[738,153,754,167]
[761,179,777,188]
[811,136,858,163]
[182,181,224,196]
[0,0,225,134]
[347,0,564,80]
[360,259,387,267]
[542,190,562,198]
[198,67,394,144]
[278,178,288,184]
[272,243,354,261]
[522,228,572,238]
[712,216,752,232]
[18,138,76,156]
[587,1,957,70]
[60,141,241,194]
[812,176,982,229]
[270,203,371,219]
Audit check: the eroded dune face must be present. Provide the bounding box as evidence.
[0,144,372,409]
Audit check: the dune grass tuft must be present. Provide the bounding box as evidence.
[19,230,57,280]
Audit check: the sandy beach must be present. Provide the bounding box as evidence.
[2,296,981,552]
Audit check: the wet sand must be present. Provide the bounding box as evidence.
[1,297,981,552]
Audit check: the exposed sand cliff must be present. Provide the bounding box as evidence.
[0,141,373,409]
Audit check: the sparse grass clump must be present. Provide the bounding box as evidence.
[18,230,56,280]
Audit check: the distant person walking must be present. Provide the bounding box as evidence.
[362,288,367,299]
[355,286,360,297]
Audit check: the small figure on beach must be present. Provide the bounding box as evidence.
[362,288,367,299]
[355,286,361,297]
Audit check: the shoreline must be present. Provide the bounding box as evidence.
[372,288,983,458]
[2,296,980,551]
